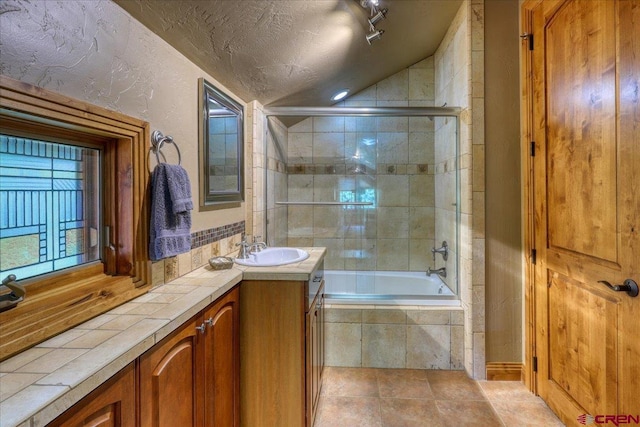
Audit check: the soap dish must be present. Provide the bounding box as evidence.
[208,256,234,270]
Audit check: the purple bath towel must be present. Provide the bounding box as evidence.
[149,163,193,261]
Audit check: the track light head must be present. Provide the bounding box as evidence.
[366,29,384,44]
[368,8,388,30]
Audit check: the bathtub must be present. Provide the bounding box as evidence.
[323,270,459,306]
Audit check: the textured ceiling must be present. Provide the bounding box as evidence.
[114,0,462,106]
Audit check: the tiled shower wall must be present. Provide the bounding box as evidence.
[282,56,440,274]
[252,0,486,379]
[435,0,486,378]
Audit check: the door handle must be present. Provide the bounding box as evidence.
[597,279,638,298]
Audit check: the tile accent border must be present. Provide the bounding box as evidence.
[191,221,245,248]
[286,163,434,176]
[151,221,245,287]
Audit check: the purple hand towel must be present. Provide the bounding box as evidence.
[149,163,193,261]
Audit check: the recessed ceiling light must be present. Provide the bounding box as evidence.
[332,90,349,101]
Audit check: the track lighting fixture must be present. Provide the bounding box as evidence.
[366,29,384,44]
[358,0,387,44]
[368,8,388,30]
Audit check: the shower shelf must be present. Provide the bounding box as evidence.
[275,201,373,206]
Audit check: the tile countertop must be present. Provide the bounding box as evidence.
[0,247,326,427]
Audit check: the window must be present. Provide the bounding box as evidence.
[338,188,376,209]
[0,76,151,360]
[1,136,101,280]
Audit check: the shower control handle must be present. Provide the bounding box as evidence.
[431,241,449,261]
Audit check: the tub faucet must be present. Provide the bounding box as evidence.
[426,267,447,278]
[431,241,448,261]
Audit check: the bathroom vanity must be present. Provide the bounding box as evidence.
[240,279,325,427]
[238,252,325,427]
[48,286,240,427]
[0,247,325,427]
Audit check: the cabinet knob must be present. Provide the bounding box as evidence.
[205,317,214,327]
[196,323,206,334]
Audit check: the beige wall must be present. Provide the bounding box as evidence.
[484,0,523,363]
[0,0,246,234]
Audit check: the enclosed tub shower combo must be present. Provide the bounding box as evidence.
[263,106,463,370]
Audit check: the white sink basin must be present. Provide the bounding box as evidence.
[234,247,309,267]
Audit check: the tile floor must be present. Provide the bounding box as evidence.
[314,368,565,427]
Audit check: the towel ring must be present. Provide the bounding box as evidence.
[151,130,182,166]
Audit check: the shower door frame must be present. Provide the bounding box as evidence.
[263,106,461,294]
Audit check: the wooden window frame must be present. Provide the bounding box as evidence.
[0,76,151,360]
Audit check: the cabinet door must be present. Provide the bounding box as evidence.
[47,362,135,427]
[306,281,324,427]
[317,281,325,388]
[202,287,240,427]
[139,317,202,427]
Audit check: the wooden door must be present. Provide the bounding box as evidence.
[527,0,640,424]
[48,363,136,427]
[139,317,202,427]
[202,287,240,427]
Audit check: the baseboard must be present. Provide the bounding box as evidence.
[486,362,523,381]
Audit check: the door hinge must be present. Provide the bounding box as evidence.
[530,141,535,157]
[520,32,534,50]
[533,356,538,372]
[531,249,537,265]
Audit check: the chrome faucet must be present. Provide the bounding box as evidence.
[426,267,447,278]
[431,241,448,261]
[235,235,252,259]
[251,235,267,253]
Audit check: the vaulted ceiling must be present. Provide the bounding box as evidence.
[114,0,462,106]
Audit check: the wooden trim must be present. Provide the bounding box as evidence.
[520,0,538,395]
[486,362,524,381]
[0,76,151,360]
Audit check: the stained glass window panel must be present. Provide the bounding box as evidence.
[0,135,101,280]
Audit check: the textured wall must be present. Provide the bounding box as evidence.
[0,0,246,233]
[484,0,523,363]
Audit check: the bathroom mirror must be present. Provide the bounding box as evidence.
[198,77,244,209]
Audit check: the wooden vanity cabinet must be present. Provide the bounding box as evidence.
[202,288,240,427]
[240,278,324,427]
[48,286,239,427]
[47,362,136,427]
[139,286,240,427]
[306,281,325,427]
[138,316,200,427]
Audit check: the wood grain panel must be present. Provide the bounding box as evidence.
[203,287,240,427]
[618,0,640,415]
[486,363,523,381]
[546,0,617,262]
[548,272,618,415]
[240,280,305,427]
[139,318,200,427]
